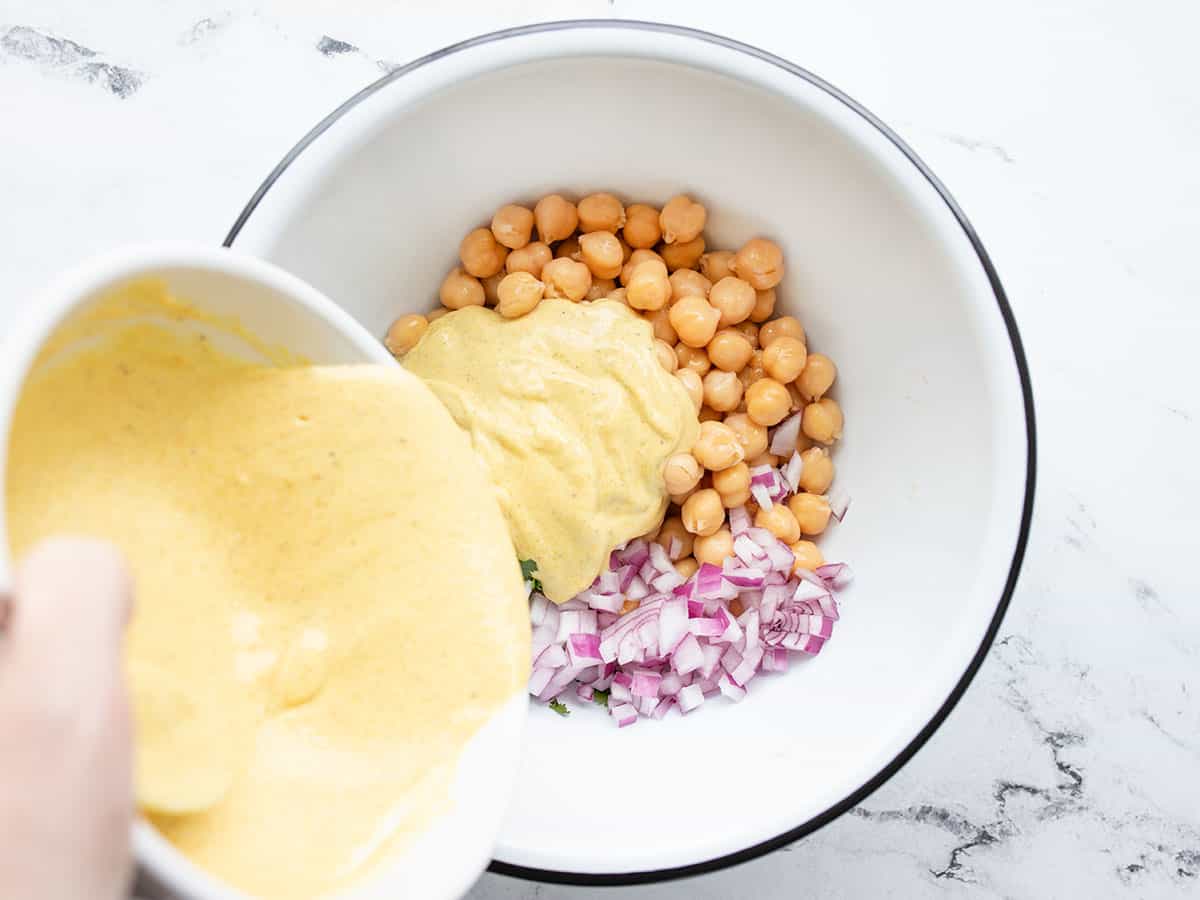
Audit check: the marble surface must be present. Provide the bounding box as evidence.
[2,1,1197,897]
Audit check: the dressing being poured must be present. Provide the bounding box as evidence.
[5,289,529,899]
[403,299,699,603]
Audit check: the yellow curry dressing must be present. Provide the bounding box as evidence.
[5,289,529,898]
[403,299,699,603]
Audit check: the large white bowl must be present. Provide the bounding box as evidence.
[227,20,1036,884]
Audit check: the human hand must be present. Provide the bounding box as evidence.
[0,538,134,900]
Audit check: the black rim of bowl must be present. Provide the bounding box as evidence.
[224,17,1038,888]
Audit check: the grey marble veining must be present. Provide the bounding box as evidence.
[0,1,1196,897]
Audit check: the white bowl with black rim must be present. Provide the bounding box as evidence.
[225,19,1036,886]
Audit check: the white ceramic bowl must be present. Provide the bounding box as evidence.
[0,244,527,900]
[227,21,1036,884]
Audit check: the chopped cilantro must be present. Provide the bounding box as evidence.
[548,698,570,717]
[591,688,610,707]
[520,558,544,594]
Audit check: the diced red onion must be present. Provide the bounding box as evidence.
[827,487,851,523]
[648,540,673,574]
[769,412,802,456]
[671,633,704,674]
[729,505,751,535]
[626,576,650,600]
[652,569,685,592]
[657,597,689,656]
[659,671,682,696]
[718,673,747,702]
[567,633,602,663]
[762,647,789,672]
[750,482,774,510]
[584,591,625,614]
[631,669,662,698]
[687,617,724,638]
[611,702,638,727]
[528,666,554,696]
[815,562,855,590]
[534,644,568,669]
[668,536,683,560]
[677,683,705,712]
[782,451,804,493]
[723,567,766,589]
[576,684,594,702]
[529,593,551,626]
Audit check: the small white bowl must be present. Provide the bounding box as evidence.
[0,243,527,900]
[227,20,1036,885]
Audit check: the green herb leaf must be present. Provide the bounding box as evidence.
[591,688,610,707]
[548,698,570,717]
[520,558,544,595]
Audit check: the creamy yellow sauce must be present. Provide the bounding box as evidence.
[6,293,529,899]
[403,299,699,603]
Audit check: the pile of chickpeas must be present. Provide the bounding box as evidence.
[384,192,844,588]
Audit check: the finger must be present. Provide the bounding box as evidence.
[5,537,133,702]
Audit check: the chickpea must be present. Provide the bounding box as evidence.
[670,295,721,348]
[745,378,791,426]
[576,231,623,280]
[577,192,626,233]
[798,447,835,494]
[427,307,449,322]
[659,236,705,272]
[790,540,825,573]
[439,267,486,309]
[786,381,806,412]
[748,451,780,468]
[675,556,699,579]
[693,527,734,566]
[460,228,508,279]
[623,203,662,249]
[738,349,766,390]
[607,287,628,305]
[699,249,735,283]
[691,420,745,471]
[668,268,712,301]
[675,368,704,413]
[759,315,806,348]
[732,237,785,290]
[797,353,837,400]
[755,503,801,544]
[627,259,672,311]
[707,329,755,372]
[787,493,832,536]
[617,234,633,263]
[620,248,665,286]
[643,520,663,542]
[734,321,760,349]
[506,241,552,277]
[584,277,616,301]
[697,406,722,423]
[802,398,844,443]
[534,194,578,243]
[723,413,769,460]
[384,313,428,356]
[762,335,807,383]
[712,461,750,504]
[702,369,743,412]
[656,516,694,560]
[541,257,592,302]
[659,194,707,244]
[496,271,545,318]
[750,288,777,323]
[654,338,678,373]
[490,204,534,250]
[708,276,757,327]
[675,343,712,376]
[482,272,504,306]
[644,306,677,343]
[555,236,582,261]
[681,488,725,537]
[663,451,703,495]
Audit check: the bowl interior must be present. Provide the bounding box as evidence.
[231,28,1029,876]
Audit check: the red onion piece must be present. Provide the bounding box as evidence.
[768,412,802,456]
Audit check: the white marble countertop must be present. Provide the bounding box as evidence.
[2,1,1197,897]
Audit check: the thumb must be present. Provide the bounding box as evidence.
[4,537,132,713]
